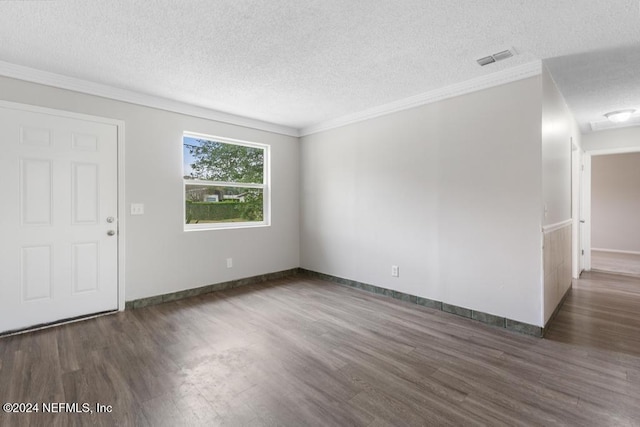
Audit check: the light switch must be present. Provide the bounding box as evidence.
[130,203,145,215]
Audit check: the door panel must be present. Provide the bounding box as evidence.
[0,105,118,333]
[21,245,52,301]
[20,158,53,225]
[72,162,100,224]
[72,242,100,294]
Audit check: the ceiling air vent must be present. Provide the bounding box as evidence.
[477,48,516,66]
[477,56,496,66]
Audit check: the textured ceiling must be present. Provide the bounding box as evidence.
[0,0,639,132]
[545,44,640,133]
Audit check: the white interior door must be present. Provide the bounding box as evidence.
[0,104,119,334]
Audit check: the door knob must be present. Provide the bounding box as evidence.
[107,230,116,236]
[106,216,115,223]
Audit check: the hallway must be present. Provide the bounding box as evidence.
[546,270,640,357]
[591,250,640,277]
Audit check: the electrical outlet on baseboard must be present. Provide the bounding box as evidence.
[226,258,233,268]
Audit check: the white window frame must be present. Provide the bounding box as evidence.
[183,131,270,231]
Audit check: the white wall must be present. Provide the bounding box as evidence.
[541,66,577,226]
[0,76,300,301]
[591,153,640,252]
[582,126,640,152]
[301,76,544,326]
[540,66,579,323]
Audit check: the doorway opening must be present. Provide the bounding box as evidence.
[582,148,640,277]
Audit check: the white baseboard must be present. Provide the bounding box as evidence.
[591,248,640,256]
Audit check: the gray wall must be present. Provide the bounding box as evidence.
[592,152,640,253]
[300,76,544,326]
[0,76,300,301]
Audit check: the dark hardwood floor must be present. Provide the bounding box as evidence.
[1,272,640,426]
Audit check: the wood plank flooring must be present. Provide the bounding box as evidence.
[591,250,640,277]
[1,272,640,426]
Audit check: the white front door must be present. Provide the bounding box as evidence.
[0,104,119,334]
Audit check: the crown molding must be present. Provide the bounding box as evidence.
[585,146,640,156]
[0,60,300,137]
[0,59,543,139]
[300,60,543,137]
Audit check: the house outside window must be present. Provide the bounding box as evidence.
[183,132,270,230]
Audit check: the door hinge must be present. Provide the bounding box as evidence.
[581,249,584,255]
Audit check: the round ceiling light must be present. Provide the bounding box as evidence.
[604,109,636,123]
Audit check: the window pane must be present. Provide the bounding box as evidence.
[185,185,264,224]
[183,136,264,184]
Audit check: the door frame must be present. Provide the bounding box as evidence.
[0,100,126,312]
[582,146,640,272]
[571,141,582,278]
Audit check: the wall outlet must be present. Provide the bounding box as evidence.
[226,258,233,268]
[391,265,399,277]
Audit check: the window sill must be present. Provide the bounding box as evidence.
[184,222,270,232]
